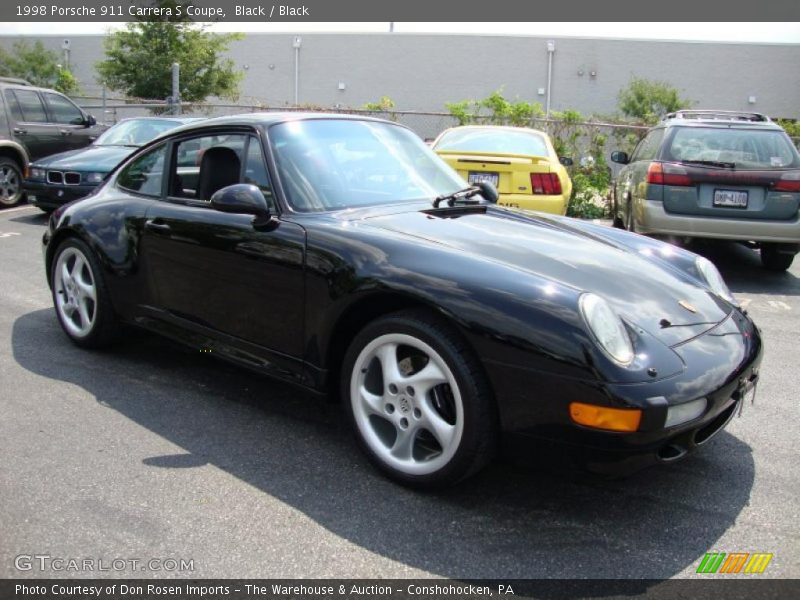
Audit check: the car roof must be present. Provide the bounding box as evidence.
[661,110,783,130]
[158,111,397,138]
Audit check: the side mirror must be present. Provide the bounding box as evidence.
[611,151,629,165]
[85,114,97,127]
[211,183,270,217]
[559,156,574,166]
[475,180,499,204]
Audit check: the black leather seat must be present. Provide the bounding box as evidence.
[196,147,241,200]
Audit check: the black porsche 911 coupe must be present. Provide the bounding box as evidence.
[42,113,762,488]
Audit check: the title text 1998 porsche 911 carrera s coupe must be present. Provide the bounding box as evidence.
[43,113,762,488]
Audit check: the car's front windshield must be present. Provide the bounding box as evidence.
[665,127,800,169]
[96,119,185,147]
[270,119,466,212]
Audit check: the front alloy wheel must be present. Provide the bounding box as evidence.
[51,238,119,347]
[342,311,497,488]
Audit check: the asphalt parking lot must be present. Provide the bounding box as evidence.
[0,204,798,580]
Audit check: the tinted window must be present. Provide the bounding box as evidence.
[4,90,25,121]
[631,129,664,162]
[117,145,166,196]
[665,127,800,169]
[43,92,85,125]
[435,128,551,157]
[13,89,47,123]
[169,133,246,200]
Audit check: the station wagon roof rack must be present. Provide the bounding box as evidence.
[663,110,770,123]
[0,76,32,86]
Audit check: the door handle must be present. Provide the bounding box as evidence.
[145,219,171,234]
[13,128,27,135]
[59,129,72,136]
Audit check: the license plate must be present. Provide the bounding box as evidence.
[713,189,748,208]
[468,171,499,187]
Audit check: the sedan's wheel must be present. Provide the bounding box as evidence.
[0,158,23,207]
[51,238,119,347]
[760,244,795,272]
[342,311,497,488]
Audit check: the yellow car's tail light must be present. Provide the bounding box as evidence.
[530,172,562,195]
[569,402,642,432]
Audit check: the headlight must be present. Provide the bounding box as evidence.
[579,293,634,365]
[695,256,735,304]
[29,167,45,180]
[83,172,105,184]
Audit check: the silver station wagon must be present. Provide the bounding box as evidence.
[611,110,800,271]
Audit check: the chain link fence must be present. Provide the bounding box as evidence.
[75,97,649,158]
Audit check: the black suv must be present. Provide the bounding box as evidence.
[611,110,800,271]
[0,77,103,207]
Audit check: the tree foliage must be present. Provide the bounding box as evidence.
[617,77,693,124]
[363,96,395,111]
[96,2,243,102]
[445,89,544,126]
[0,40,80,95]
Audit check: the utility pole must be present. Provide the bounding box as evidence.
[171,63,181,115]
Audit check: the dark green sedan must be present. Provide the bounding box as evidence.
[24,117,198,212]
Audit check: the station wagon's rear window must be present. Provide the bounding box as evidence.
[665,127,800,169]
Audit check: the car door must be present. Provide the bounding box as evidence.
[42,91,100,151]
[618,128,664,228]
[3,88,62,160]
[139,130,306,377]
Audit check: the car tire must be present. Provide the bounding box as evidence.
[0,157,24,207]
[51,237,120,348]
[341,309,498,488]
[625,196,636,233]
[610,187,625,229]
[760,244,795,272]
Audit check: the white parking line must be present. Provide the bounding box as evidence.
[0,204,37,214]
[0,231,21,238]
[767,300,792,311]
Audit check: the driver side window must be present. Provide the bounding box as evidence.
[168,134,247,201]
[117,145,166,196]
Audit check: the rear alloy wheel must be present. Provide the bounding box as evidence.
[760,244,795,272]
[0,158,23,207]
[51,238,119,347]
[342,311,497,488]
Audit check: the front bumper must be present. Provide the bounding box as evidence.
[637,199,800,244]
[487,308,763,476]
[23,180,97,209]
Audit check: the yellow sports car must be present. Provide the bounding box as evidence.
[433,125,573,214]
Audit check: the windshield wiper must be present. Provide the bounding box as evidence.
[678,159,736,169]
[433,186,483,208]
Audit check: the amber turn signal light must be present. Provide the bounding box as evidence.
[569,402,642,432]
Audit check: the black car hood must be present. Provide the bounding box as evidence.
[33,145,135,172]
[356,206,730,346]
